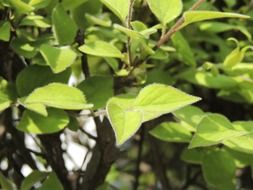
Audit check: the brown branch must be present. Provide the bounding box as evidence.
[157,0,206,47]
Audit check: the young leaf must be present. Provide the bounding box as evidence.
[40,44,77,73]
[0,22,11,42]
[150,122,192,143]
[180,11,250,29]
[146,0,183,26]
[25,83,92,110]
[17,108,69,134]
[189,114,247,148]
[107,84,200,145]
[79,40,124,59]
[133,84,201,122]
[52,4,78,45]
[100,0,130,23]
[107,98,142,145]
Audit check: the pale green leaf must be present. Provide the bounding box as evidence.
[79,40,123,59]
[150,122,192,142]
[0,22,11,41]
[146,0,183,25]
[52,4,78,45]
[20,15,51,28]
[189,114,247,148]
[19,97,48,116]
[0,78,15,112]
[28,0,51,9]
[133,84,201,122]
[100,0,129,23]
[17,108,69,134]
[107,84,200,145]
[40,44,77,73]
[181,148,204,165]
[9,0,34,14]
[181,11,250,29]
[25,83,92,110]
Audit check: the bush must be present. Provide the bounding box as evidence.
[0,0,253,189]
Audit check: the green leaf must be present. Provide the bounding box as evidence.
[37,172,63,190]
[202,149,236,190]
[224,121,253,154]
[0,78,15,112]
[21,171,48,190]
[19,98,48,116]
[9,0,34,14]
[150,122,192,143]
[181,11,250,29]
[0,21,11,41]
[79,40,123,59]
[16,65,70,96]
[40,44,77,73]
[52,4,78,45]
[107,84,200,145]
[77,76,113,109]
[107,97,142,145]
[17,108,69,134]
[181,148,204,165]
[100,0,129,23]
[20,15,51,28]
[171,32,196,67]
[133,84,201,122]
[189,114,247,148]
[62,0,88,10]
[146,0,183,26]
[28,0,51,9]
[10,38,37,58]
[25,83,92,110]
[0,173,16,190]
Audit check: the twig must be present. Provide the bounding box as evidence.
[133,127,145,190]
[157,0,206,47]
[126,0,136,66]
[79,127,97,140]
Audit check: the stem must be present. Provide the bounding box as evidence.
[157,0,206,47]
[126,0,135,66]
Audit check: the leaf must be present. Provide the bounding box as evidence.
[19,98,48,116]
[52,4,78,45]
[181,11,250,29]
[28,0,51,9]
[146,0,183,25]
[107,84,200,145]
[17,108,69,134]
[37,172,63,190]
[20,15,51,28]
[21,171,48,190]
[40,44,77,73]
[62,0,88,10]
[25,83,92,110]
[224,121,253,154]
[171,32,196,67]
[10,38,37,58]
[133,84,201,122]
[100,0,129,23]
[0,78,15,112]
[9,0,34,14]
[0,173,16,190]
[0,21,11,41]
[107,97,142,145]
[16,65,71,96]
[202,149,236,190]
[189,114,247,148]
[77,76,113,109]
[181,148,204,165]
[150,122,192,143]
[79,40,123,59]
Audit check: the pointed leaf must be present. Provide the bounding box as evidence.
[100,0,129,23]
[40,44,77,73]
[0,22,11,42]
[21,171,48,190]
[146,0,183,25]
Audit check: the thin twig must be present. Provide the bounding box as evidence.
[157,0,206,47]
[79,127,97,140]
[126,0,136,66]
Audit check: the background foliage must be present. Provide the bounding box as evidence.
[0,0,253,189]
